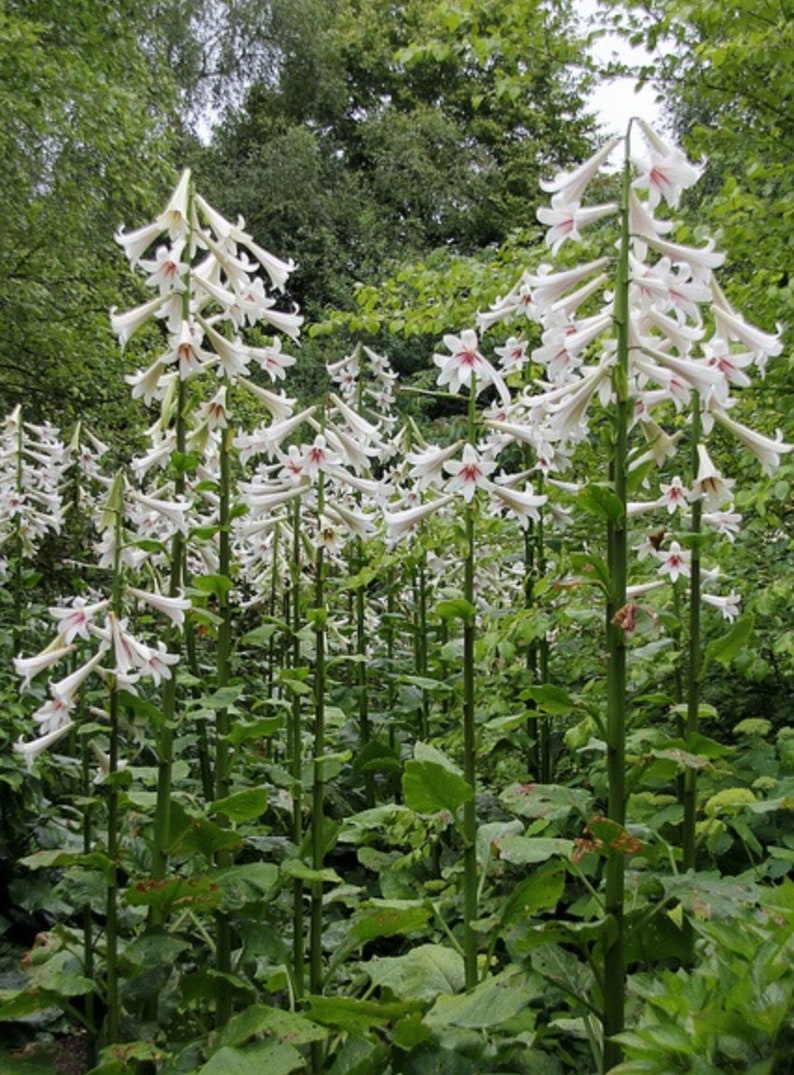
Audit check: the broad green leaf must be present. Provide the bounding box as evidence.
[425,969,534,1028]
[501,861,565,926]
[306,995,416,1033]
[500,783,590,822]
[365,944,465,1001]
[434,597,476,624]
[402,760,472,816]
[349,901,432,945]
[208,788,269,823]
[703,614,755,672]
[577,483,624,522]
[280,860,342,884]
[495,835,574,865]
[125,875,222,914]
[522,684,575,716]
[214,1004,327,1050]
[192,574,234,599]
[403,742,472,816]
[227,715,285,745]
[197,1041,304,1075]
[213,863,280,909]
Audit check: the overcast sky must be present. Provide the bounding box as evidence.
[580,0,666,139]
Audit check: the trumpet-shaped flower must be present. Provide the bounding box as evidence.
[14,722,75,769]
[711,409,792,474]
[49,597,111,644]
[434,329,510,403]
[655,540,690,582]
[702,591,741,622]
[691,444,735,511]
[540,136,621,205]
[383,494,454,540]
[443,444,497,502]
[14,642,76,689]
[126,586,191,627]
[536,196,617,254]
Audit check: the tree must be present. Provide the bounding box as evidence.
[0,1,180,431]
[195,0,599,319]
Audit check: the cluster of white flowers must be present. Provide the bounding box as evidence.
[0,406,68,568]
[432,120,791,622]
[12,477,190,768]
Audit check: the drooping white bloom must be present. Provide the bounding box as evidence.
[536,197,618,254]
[691,444,735,511]
[126,587,191,627]
[406,441,464,490]
[434,329,510,403]
[14,642,76,689]
[658,476,689,514]
[383,494,454,539]
[486,479,547,526]
[50,648,107,700]
[49,597,111,645]
[14,722,75,768]
[443,444,497,502]
[539,137,621,205]
[702,591,741,622]
[655,540,690,582]
[110,293,167,349]
[632,120,703,209]
[711,409,793,474]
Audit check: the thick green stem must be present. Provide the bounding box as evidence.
[417,556,430,741]
[150,376,187,891]
[81,734,97,1068]
[289,498,305,997]
[602,146,632,1072]
[105,484,125,1045]
[682,395,702,875]
[215,422,235,1027]
[462,380,478,989]
[682,396,702,966]
[310,471,327,1001]
[356,538,374,806]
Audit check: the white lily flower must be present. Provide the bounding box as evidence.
[691,444,735,511]
[540,136,621,205]
[15,722,75,769]
[383,494,454,539]
[712,410,793,474]
[14,642,76,689]
[110,293,166,348]
[126,587,191,627]
[702,591,741,623]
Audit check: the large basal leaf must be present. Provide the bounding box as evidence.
[500,783,590,823]
[703,614,755,672]
[425,969,536,1029]
[349,900,433,945]
[305,995,418,1033]
[214,1003,328,1050]
[402,743,473,816]
[197,1041,305,1075]
[365,944,465,1002]
[125,875,222,914]
[208,787,269,823]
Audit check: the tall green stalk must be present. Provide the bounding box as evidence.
[682,395,702,964]
[602,143,632,1072]
[310,469,327,1000]
[214,422,235,1027]
[289,497,305,997]
[104,474,126,1045]
[355,538,375,806]
[462,380,478,989]
[150,375,187,892]
[80,732,97,1068]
